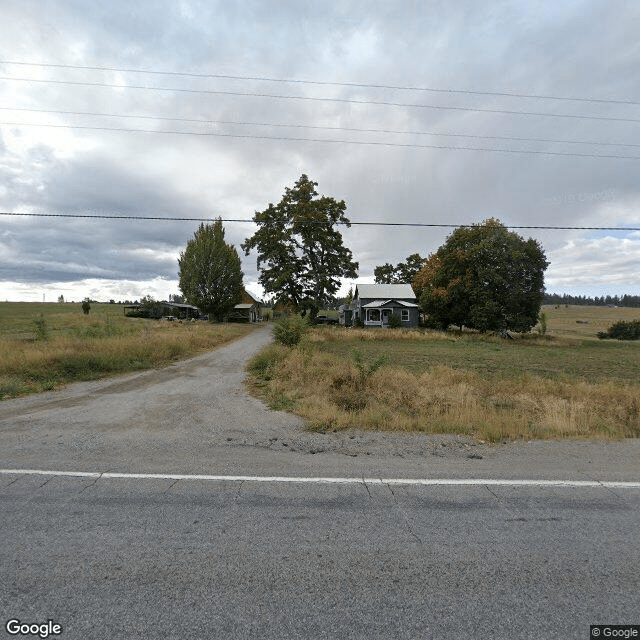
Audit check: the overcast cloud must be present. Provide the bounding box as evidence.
[1,0,639,302]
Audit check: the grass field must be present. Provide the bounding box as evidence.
[248,305,640,441]
[0,302,254,399]
[538,304,640,339]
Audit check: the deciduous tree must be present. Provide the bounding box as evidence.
[241,175,358,316]
[419,219,548,333]
[178,219,244,321]
[411,253,442,299]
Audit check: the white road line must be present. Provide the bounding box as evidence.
[1,468,640,488]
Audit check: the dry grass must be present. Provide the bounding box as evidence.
[0,303,253,399]
[250,347,638,441]
[248,307,640,441]
[541,304,640,339]
[310,326,453,343]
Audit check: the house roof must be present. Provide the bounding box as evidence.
[362,299,419,309]
[164,302,199,310]
[241,288,262,304]
[355,283,416,300]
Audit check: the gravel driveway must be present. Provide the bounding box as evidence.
[1,324,638,480]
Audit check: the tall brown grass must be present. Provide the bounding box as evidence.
[1,318,253,399]
[310,326,453,342]
[248,342,639,441]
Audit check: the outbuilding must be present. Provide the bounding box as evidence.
[227,289,262,322]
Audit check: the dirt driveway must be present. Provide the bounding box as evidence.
[1,324,638,480]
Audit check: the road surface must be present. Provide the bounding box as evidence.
[1,325,638,639]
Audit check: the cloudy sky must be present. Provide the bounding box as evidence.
[1,0,639,302]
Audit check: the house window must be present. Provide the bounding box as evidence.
[401,309,409,322]
[367,309,381,322]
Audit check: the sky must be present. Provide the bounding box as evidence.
[1,0,639,303]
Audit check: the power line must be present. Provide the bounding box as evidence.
[4,121,640,159]
[2,212,639,231]
[3,76,640,124]
[2,59,638,107]
[3,106,639,149]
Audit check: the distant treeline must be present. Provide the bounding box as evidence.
[544,293,640,307]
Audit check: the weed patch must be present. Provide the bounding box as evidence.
[247,344,290,382]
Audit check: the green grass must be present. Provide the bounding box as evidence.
[317,334,639,384]
[0,302,127,337]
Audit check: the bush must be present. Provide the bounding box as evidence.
[32,314,49,341]
[537,311,547,336]
[598,319,640,340]
[387,313,402,329]
[272,315,310,347]
[352,349,388,383]
[329,350,388,412]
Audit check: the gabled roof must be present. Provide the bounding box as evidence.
[362,299,419,308]
[163,302,199,310]
[241,288,262,304]
[355,283,416,300]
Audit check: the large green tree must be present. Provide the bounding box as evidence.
[419,219,548,333]
[241,175,358,315]
[178,218,244,321]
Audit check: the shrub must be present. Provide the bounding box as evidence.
[32,315,49,341]
[81,300,91,315]
[598,319,640,340]
[328,350,389,412]
[273,315,310,347]
[352,349,388,383]
[537,311,547,336]
[387,313,402,329]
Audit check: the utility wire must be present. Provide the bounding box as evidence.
[2,212,639,231]
[3,121,640,159]
[2,76,640,124]
[2,59,638,107]
[2,106,639,149]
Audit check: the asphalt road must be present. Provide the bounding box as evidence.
[1,325,639,639]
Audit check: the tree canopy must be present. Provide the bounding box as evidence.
[241,175,358,315]
[178,218,244,321]
[374,253,426,286]
[418,219,548,333]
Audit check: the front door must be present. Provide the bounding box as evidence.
[382,309,391,325]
